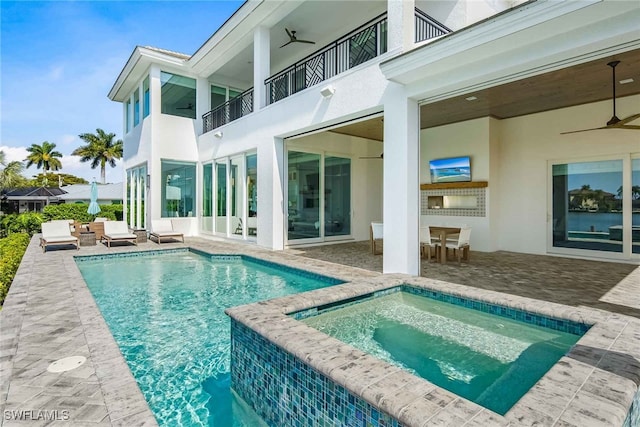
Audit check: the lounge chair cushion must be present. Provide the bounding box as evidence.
[41,222,79,252]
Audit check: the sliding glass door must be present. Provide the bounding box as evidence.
[215,161,227,235]
[287,150,351,243]
[551,156,639,258]
[202,163,213,233]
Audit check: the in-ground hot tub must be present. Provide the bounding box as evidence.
[298,287,586,415]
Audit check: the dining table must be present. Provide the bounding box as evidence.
[427,226,461,264]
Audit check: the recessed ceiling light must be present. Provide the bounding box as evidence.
[619,78,634,84]
[465,96,478,101]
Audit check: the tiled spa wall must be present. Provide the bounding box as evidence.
[230,320,403,427]
[624,388,639,427]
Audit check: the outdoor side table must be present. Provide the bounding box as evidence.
[79,232,96,246]
[132,229,147,243]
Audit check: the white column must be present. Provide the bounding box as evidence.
[253,26,271,111]
[129,170,136,226]
[387,0,415,52]
[196,77,210,134]
[383,85,420,275]
[149,66,162,221]
[257,137,284,249]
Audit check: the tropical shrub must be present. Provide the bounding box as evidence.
[0,213,44,237]
[0,233,30,305]
[42,204,120,222]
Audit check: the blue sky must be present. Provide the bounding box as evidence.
[1,0,244,183]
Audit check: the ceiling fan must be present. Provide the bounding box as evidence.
[562,60,640,134]
[359,153,383,160]
[280,28,316,48]
[176,103,194,110]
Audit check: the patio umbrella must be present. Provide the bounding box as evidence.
[87,181,101,215]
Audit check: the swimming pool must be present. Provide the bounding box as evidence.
[76,249,341,426]
[300,289,585,415]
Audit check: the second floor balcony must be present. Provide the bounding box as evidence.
[202,8,450,134]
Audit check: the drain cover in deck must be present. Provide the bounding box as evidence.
[47,356,86,373]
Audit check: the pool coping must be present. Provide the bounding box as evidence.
[226,274,640,426]
[1,236,638,426]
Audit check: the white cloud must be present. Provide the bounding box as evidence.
[0,145,29,163]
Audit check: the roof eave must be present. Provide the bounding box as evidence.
[108,46,190,102]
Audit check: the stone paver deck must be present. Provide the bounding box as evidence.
[1,236,638,426]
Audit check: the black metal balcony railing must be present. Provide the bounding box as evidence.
[415,8,451,43]
[202,87,253,134]
[265,13,388,105]
[202,9,451,133]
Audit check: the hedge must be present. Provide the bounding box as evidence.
[0,213,44,237]
[42,204,122,222]
[0,233,30,305]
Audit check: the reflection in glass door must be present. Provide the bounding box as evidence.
[325,156,351,237]
[633,158,640,254]
[202,163,213,233]
[552,160,623,253]
[288,152,321,240]
[246,154,258,237]
[230,157,244,237]
[216,161,227,234]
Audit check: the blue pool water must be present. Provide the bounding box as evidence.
[302,291,583,415]
[76,250,340,426]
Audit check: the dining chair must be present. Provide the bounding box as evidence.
[420,226,439,262]
[442,227,472,264]
[370,222,383,255]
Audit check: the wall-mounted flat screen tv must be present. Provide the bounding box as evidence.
[429,156,471,183]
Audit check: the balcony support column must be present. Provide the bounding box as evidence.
[253,26,270,111]
[196,77,210,135]
[383,84,420,275]
[387,0,415,52]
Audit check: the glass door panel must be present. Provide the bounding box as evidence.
[552,160,623,253]
[246,154,258,237]
[633,158,640,254]
[202,164,213,233]
[288,151,320,240]
[324,156,351,237]
[216,161,227,234]
[230,157,243,236]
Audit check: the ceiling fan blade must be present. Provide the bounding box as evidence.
[615,113,640,126]
[359,153,384,159]
[280,40,294,48]
[616,124,640,130]
[285,28,292,38]
[296,39,316,44]
[560,126,609,135]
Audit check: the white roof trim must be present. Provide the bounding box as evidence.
[380,0,640,104]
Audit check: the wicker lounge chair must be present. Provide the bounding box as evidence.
[102,221,138,247]
[40,221,79,252]
[150,219,184,244]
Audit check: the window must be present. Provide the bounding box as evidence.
[143,76,150,118]
[247,153,257,237]
[633,158,640,254]
[161,72,196,119]
[126,164,146,229]
[161,160,195,217]
[211,85,226,110]
[133,89,140,127]
[125,99,132,133]
[216,161,227,233]
[202,163,213,233]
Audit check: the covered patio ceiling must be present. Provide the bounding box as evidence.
[419,48,640,129]
[328,48,640,141]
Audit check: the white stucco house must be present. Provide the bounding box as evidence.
[109,0,640,274]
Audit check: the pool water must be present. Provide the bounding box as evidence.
[302,291,582,415]
[76,250,339,426]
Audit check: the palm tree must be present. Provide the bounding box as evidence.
[72,129,123,184]
[0,151,25,190]
[25,141,63,173]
